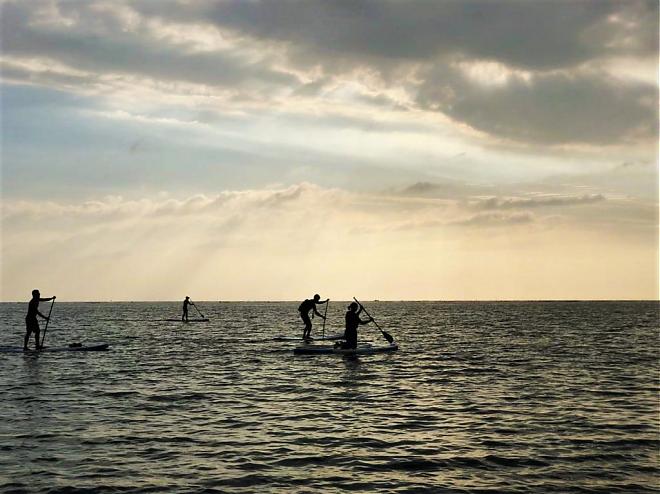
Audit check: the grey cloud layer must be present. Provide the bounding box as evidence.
[150,0,658,144]
[146,0,652,69]
[417,66,657,145]
[1,1,298,92]
[1,0,658,146]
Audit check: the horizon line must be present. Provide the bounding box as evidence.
[1,299,658,303]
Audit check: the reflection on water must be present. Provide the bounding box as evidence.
[0,301,658,492]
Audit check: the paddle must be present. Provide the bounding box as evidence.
[40,297,56,349]
[353,297,394,344]
[192,302,206,320]
[322,299,329,339]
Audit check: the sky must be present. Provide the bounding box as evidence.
[1,0,658,301]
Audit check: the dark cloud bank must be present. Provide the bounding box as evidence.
[143,0,659,145]
[1,0,658,147]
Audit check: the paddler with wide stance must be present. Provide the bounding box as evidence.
[182,296,195,322]
[341,301,373,349]
[298,294,328,340]
[24,290,56,351]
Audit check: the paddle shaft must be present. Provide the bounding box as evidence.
[40,298,56,348]
[322,300,329,338]
[353,297,393,344]
[193,303,205,318]
[353,297,382,331]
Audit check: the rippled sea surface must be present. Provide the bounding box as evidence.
[1,301,658,493]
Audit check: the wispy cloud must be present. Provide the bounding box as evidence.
[471,194,606,210]
[2,183,656,300]
[450,211,535,227]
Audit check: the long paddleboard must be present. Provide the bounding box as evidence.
[164,318,209,322]
[293,342,398,355]
[0,343,110,353]
[274,333,344,342]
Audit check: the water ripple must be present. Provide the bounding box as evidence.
[1,301,658,493]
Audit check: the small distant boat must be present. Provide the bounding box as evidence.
[0,343,110,353]
[293,342,398,355]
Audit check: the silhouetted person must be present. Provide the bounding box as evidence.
[24,289,55,351]
[342,302,373,349]
[298,294,328,339]
[182,296,194,322]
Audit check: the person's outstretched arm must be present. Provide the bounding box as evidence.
[36,296,55,319]
[313,308,326,319]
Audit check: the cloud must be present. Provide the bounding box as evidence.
[401,181,466,197]
[399,181,493,200]
[450,211,535,227]
[618,159,654,169]
[2,0,656,148]
[2,183,656,300]
[2,183,340,221]
[416,64,657,145]
[159,0,658,145]
[167,0,654,70]
[471,194,606,210]
[1,1,299,95]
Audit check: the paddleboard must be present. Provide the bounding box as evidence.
[0,343,110,353]
[273,333,344,342]
[293,342,398,355]
[164,318,209,322]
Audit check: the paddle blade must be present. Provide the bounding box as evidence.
[382,330,394,344]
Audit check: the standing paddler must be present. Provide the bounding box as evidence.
[182,296,195,322]
[298,294,328,340]
[341,301,373,349]
[24,290,56,351]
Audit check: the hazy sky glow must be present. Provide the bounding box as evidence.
[1,0,658,301]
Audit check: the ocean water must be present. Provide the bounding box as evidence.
[0,301,658,493]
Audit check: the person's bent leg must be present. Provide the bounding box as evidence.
[301,313,311,339]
